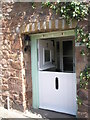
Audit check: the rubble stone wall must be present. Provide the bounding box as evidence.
[1,2,59,111]
[0,1,3,106]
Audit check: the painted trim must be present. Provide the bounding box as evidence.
[30,29,75,39]
[75,28,78,117]
[31,36,39,108]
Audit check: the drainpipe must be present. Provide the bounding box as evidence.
[7,94,10,110]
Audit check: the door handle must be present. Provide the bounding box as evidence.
[55,77,59,90]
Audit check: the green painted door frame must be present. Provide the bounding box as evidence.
[30,29,76,109]
[31,36,39,108]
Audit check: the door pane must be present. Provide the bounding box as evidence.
[45,50,50,62]
[63,41,73,56]
[63,57,73,72]
[63,41,73,72]
[56,41,60,71]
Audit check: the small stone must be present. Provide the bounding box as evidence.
[2,59,7,65]
[2,50,9,56]
[7,8,12,13]
[10,60,21,70]
[2,84,9,91]
[2,78,8,84]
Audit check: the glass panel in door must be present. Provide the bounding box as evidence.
[63,41,73,72]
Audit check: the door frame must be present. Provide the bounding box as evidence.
[30,29,77,112]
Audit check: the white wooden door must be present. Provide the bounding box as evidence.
[39,71,77,115]
[38,39,77,115]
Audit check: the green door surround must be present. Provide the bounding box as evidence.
[30,29,76,109]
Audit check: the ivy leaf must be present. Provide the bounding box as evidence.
[82,39,86,43]
[80,50,85,56]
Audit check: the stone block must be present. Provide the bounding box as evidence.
[11,39,22,50]
[2,59,7,65]
[8,77,22,83]
[8,77,22,92]
[15,70,22,78]
[2,84,9,91]
[77,111,88,118]
[2,78,8,84]
[77,89,88,100]
[3,71,10,78]
[78,104,88,112]
[10,71,16,77]
[0,85,2,91]
[12,101,24,112]
[10,60,21,70]
[9,53,18,60]
[19,92,23,102]
[13,94,19,100]
[88,89,90,101]
[26,91,32,100]
[2,49,9,59]
[8,83,21,93]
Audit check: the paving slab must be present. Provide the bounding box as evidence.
[0,107,42,119]
[31,108,76,119]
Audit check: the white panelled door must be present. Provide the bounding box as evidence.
[39,71,77,115]
[38,39,77,116]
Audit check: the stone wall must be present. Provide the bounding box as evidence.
[1,2,31,111]
[0,1,3,106]
[0,2,89,117]
[1,2,59,111]
[75,20,89,117]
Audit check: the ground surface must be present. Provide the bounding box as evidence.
[31,108,76,118]
[0,106,89,119]
[0,107,76,119]
[0,107,42,119]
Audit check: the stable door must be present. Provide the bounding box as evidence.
[38,39,77,115]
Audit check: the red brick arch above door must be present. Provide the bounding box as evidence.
[20,19,77,34]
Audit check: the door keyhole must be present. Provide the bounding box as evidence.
[55,77,59,90]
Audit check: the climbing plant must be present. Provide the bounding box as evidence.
[76,26,90,56]
[42,2,89,22]
[80,66,90,89]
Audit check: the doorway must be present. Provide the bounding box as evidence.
[38,37,77,115]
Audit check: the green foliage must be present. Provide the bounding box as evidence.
[80,66,90,89]
[80,49,85,56]
[76,27,90,48]
[61,2,88,22]
[76,26,90,56]
[42,2,89,22]
[32,2,36,9]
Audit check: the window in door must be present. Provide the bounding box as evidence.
[44,49,51,62]
[63,41,73,72]
[56,41,60,72]
[55,39,75,73]
[38,40,55,70]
